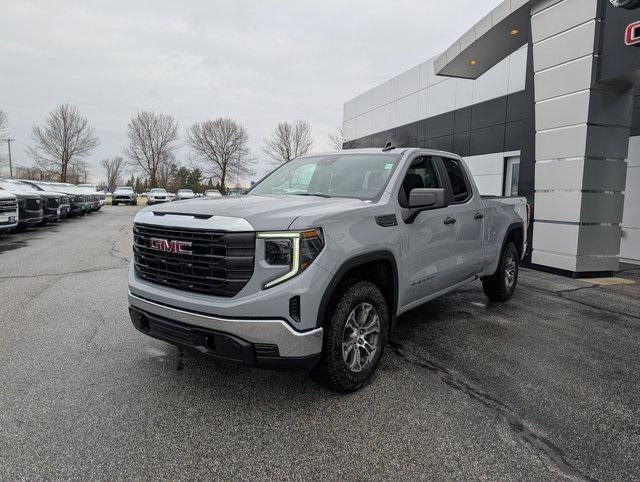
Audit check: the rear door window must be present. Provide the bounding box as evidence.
[442,158,471,203]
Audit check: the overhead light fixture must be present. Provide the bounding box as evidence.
[510,28,520,36]
[469,59,478,66]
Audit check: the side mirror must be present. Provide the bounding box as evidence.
[408,188,446,209]
[403,188,447,223]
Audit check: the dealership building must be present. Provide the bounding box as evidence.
[342,0,640,275]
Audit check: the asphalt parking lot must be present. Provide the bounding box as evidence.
[1,205,639,480]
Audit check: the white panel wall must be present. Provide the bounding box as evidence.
[343,46,528,141]
[621,136,640,264]
[463,151,521,196]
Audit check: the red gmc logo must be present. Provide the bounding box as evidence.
[149,238,193,255]
[626,21,640,46]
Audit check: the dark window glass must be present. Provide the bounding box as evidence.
[442,158,470,203]
[399,156,440,206]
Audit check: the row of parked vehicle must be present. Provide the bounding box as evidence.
[0,179,105,235]
[110,187,224,206]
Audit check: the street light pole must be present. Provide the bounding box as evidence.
[6,138,15,178]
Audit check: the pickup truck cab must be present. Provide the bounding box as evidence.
[128,148,527,392]
[0,191,18,234]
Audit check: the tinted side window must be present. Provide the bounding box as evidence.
[442,158,470,203]
[399,156,440,207]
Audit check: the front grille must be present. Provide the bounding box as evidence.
[133,223,256,298]
[25,198,41,211]
[0,200,17,213]
[47,197,60,209]
[61,196,70,205]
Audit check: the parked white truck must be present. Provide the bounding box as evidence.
[0,191,18,234]
[128,148,528,392]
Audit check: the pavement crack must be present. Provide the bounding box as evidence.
[387,339,593,481]
[520,282,640,321]
[0,266,127,280]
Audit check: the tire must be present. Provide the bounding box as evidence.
[482,242,519,302]
[312,280,389,393]
[112,202,118,206]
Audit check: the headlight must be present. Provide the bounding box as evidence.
[257,228,324,289]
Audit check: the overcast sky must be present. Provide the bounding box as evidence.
[0,0,501,183]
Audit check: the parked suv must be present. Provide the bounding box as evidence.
[113,187,137,206]
[147,188,169,205]
[175,189,196,201]
[0,191,18,234]
[128,148,528,392]
[0,179,44,229]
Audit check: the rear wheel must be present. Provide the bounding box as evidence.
[482,242,519,302]
[312,280,388,393]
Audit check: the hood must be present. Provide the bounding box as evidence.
[11,192,43,200]
[32,191,61,199]
[0,191,16,200]
[144,194,371,231]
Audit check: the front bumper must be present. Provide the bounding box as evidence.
[19,210,43,225]
[128,292,323,370]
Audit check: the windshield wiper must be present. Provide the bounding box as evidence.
[293,193,332,198]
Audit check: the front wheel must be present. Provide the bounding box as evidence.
[312,280,389,393]
[482,242,519,302]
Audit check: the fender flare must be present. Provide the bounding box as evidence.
[317,251,400,333]
[502,222,525,259]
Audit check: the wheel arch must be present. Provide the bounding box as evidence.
[503,222,525,259]
[317,251,399,334]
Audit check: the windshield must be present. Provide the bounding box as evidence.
[249,153,402,200]
[178,189,193,194]
[0,180,35,194]
[150,189,166,193]
[115,187,133,192]
[31,182,56,192]
[15,182,40,193]
[53,183,78,193]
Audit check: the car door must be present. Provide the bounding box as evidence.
[438,156,484,282]
[398,155,459,310]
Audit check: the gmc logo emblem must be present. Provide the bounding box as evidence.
[149,238,193,255]
[626,21,640,46]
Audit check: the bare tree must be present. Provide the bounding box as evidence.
[101,156,126,191]
[186,118,254,192]
[328,125,344,150]
[67,158,89,184]
[263,120,313,164]
[28,104,99,182]
[124,111,178,187]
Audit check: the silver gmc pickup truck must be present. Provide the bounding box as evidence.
[128,147,528,392]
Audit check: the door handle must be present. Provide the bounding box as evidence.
[474,212,484,220]
[444,217,456,225]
